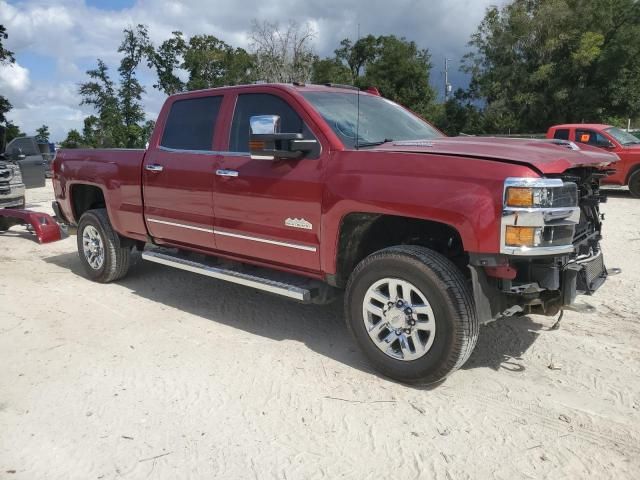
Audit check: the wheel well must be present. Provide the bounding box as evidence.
[627,164,640,183]
[331,213,467,287]
[70,184,106,222]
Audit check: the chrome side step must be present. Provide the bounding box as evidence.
[141,249,311,302]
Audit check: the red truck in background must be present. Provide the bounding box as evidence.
[547,124,640,197]
[52,83,617,384]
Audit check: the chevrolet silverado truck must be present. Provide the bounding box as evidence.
[547,124,640,197]
[52,84,616,384]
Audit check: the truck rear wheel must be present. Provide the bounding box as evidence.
[345,245,478,384]
[77,208,131,283]
[629,170,640,198]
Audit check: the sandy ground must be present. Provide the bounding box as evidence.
[0,181,639,480]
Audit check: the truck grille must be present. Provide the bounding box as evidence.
[0,162,11,195]
[558,167,606,256]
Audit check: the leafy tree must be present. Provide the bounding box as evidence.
[35,124,50,142]
[318,35,437,118]
[335,36,377,82]
[118,24,149,147]
[147,31,187,95]
[1,24,15,124]
[183,35,254,90]
[4,121,24,144]
[79,60,122,147]
[60,129,83,148]
[249,20,316,83]
[433,89,484,135]
[465,0,640,132]
[311,57,352,84]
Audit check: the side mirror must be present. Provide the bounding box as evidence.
[10,147,26,160]
[249,115,317,161]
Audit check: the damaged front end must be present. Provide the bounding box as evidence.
[471,167,613,323]
[0,208,68,243]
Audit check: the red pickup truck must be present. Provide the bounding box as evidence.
[53,83,617,384]
[547,124,640,197]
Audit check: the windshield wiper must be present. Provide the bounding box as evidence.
[356,138,394,149]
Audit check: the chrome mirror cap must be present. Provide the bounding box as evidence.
[250,115,281,135]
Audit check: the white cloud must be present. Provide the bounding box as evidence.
[0,0,506,141]
[0,62,31,96]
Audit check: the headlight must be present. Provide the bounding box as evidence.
[9,163,23,185]
[501,178,580,255]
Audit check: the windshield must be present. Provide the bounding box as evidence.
[605,127,640,145]
[302,91,443,148]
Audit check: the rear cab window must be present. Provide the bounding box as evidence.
[161,96,223,151]
[553,129,570,140]
[229,93,320,158]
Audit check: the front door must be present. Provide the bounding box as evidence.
[6,137,45,188]
[214,92,325,272]
[142,94,223,250]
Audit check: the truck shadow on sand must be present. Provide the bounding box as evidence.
[44,251,545,386]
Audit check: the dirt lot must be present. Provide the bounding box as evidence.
[1,181,639,479]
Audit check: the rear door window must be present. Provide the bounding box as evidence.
[553,129,569,140]
[161,96,223,151]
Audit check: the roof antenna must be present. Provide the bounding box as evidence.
[355,23,361,150]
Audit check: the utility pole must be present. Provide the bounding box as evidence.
[444,58,452,101]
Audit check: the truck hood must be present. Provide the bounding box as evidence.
[373,136,618,174]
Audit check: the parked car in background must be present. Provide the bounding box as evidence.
[2,136,48,188]
[547,124,640,197]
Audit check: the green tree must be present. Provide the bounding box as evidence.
[35,124,50,142]
[465,0,640,132]
[1,24,16,124]
[147,31,187,95]
[118,24,149,147]
[79,60,122,147]
[4,121,24,144]
[183,35,254,90]
[60,129,83,148]
[311,57,352,84]
[433,89,484,135]
[319,35,437,117]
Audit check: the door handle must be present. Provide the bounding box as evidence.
[145,164,164,172]
[216,169,239,177]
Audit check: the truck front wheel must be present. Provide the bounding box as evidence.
[629,170,640,198]
[345,246,478,384]
[77,208,131,283]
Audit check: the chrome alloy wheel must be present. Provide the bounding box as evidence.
[82,225,105,270]
[362,278,436,361]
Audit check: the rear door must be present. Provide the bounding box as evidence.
[142,93,223,250]
[6,137,45,188]
[213,91,325,272]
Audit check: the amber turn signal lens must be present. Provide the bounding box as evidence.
[505,226,537,247]
[506,187,534,207]
[249,140,265,150]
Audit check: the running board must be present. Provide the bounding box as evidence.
[141,248,312,302]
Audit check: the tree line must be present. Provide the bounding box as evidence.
[1,0,639,149]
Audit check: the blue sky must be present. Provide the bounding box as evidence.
[1,0,505,141]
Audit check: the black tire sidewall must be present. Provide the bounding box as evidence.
[77,211,111,280]
[346,254,459,383]
[629,171,640,198]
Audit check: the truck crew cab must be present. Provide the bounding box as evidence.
[53,84,616,384]
[547,124,640,197]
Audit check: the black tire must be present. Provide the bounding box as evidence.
[77,208,131,283]
[628,170,640,198]
[345,245,478,384]
[0,198,25,231]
